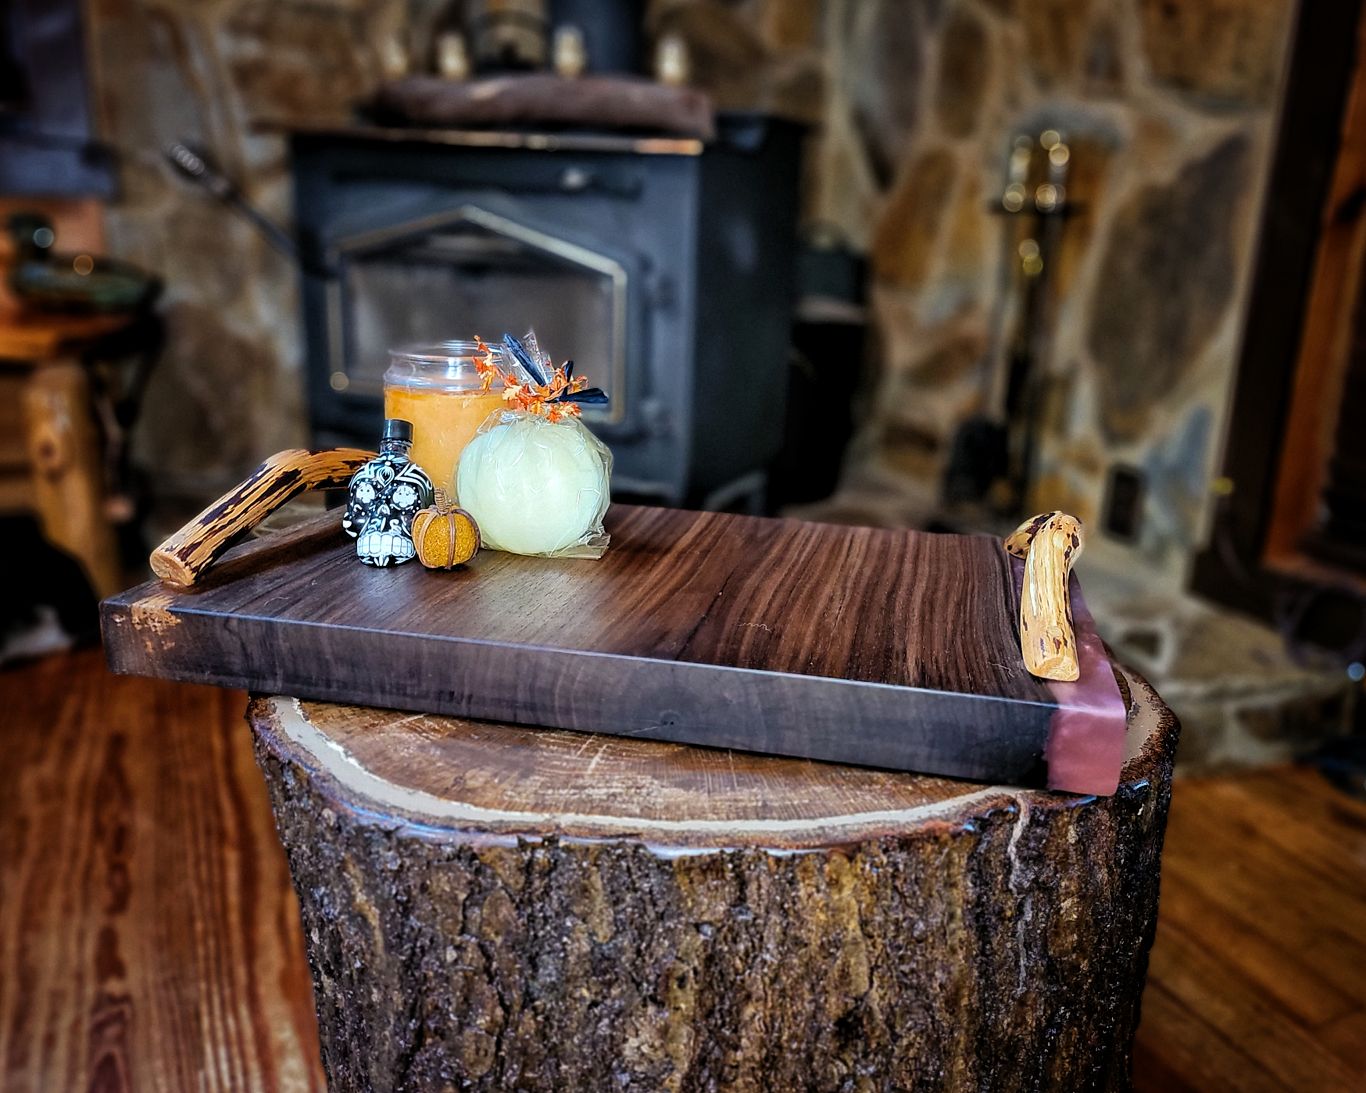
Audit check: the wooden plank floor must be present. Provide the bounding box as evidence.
[0,651,325,1092]
[2,649,1364,1091]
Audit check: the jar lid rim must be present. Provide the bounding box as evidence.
[388,341,503,365]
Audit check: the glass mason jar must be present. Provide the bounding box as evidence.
[382,342,507,493]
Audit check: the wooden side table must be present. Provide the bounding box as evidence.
[248,667,1178,1092]
[0,310,142,598]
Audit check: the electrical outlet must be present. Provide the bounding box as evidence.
[1104,465,1145,541]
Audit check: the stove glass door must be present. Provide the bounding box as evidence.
[329,205,628,425]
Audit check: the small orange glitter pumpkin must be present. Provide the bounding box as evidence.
[412,499,481,570]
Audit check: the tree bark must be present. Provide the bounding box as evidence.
[248,665,1178,1093]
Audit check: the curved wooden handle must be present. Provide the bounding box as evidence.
[1004,511,1085,682]
[149,448,374,588]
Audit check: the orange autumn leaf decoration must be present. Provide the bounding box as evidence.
[473,335,591,423]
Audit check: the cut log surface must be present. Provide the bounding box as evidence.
[249,665,1178,1092]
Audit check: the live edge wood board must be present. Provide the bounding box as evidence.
[102,505,1128,794]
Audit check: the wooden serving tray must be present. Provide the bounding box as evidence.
[102,505,1128,794]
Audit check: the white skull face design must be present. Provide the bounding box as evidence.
[342,455,433,566]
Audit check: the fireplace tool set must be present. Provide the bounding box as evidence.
[944,128,1075,518]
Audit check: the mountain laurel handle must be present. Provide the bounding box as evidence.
[149,448,374,588]
[1003,511,1085,682]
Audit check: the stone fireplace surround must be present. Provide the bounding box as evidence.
[83,0,1298,595]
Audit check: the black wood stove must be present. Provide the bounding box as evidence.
[289,115,801,507]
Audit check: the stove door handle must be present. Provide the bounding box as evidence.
[558,166,642,198]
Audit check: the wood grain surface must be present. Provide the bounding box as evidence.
[2,652,1365,1090]
[105,505,1127,791]
[23,358,123,597]
[1132,766,1366,1092]
[269,656,1154,850]
[286,697,1029,847]
[0,651,323,1093]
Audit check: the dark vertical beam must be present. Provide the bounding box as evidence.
[1193,0,1366,613]
[0,0,116,196]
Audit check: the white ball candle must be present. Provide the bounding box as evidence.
[456,413,611,556]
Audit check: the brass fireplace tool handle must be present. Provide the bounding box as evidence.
[1004,511,1085,682]
[150,447,373,588]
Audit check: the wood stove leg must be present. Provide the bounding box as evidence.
[24,359,122,598]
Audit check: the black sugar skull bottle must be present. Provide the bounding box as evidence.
[342,419,434,566]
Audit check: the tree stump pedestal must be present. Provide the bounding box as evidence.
[248,665,1178,1092]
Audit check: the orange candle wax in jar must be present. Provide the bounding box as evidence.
[382,343,507,493]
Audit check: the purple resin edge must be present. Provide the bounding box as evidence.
[1010,558,1128,796]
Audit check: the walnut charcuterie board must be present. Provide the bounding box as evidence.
[101,505,1128,794]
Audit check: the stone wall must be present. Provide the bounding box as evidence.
[83,0,1296,588]
[664,0,1296,587]
[83,0,407,500]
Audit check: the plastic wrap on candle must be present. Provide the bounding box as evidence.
[455,410,612,559]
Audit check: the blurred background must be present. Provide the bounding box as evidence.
[4,1,1366,1086]
[4,0,1365,761]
